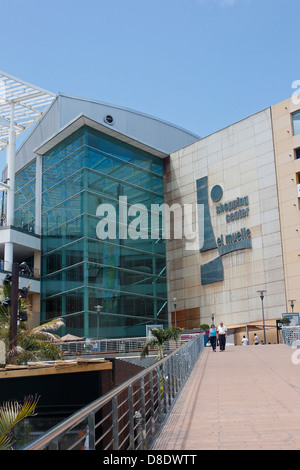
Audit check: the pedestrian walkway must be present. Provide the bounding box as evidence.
[152,344,300,450]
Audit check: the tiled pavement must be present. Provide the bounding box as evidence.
[152,344,300,450]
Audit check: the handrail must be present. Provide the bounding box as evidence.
[57,336,177,357]
[23,334,204,450]
[25,357,163,449]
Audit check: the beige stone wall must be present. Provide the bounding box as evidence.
[27,293,40,328]
[165,108,287,328]
[271,96,300,316]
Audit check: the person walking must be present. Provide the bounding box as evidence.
[241,335,249,346]
[217,321,227,351]
[209,324,217,351]
[253,333,259,345]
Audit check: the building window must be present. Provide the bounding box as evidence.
[292,111,300,135]
[295,148,300,160]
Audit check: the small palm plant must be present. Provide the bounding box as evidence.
[0,395,39,450]
[140,326,182,361]
[0,279,64,365]
[11,318,65,365]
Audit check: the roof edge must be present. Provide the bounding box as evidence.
[58,92,200,140]
[34,113,169,158]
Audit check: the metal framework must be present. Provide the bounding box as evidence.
[0,71,56,152]
[0,71,56,272]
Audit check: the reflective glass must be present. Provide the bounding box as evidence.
[41,126,168,337]
[14,160,36,231]
[292,111,300,135]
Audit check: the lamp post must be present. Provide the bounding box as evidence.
[94,304,103,341]
[8,262,31,357]
[257,290,267,344]
[173,298,177,328]
[288,299,296,313]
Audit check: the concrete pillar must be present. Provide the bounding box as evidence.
[4,104,16,272]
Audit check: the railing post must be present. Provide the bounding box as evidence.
[48,436,59,450]
[156,366,163,424]
[167,360,172,408]
[149,372,155,436]
[162,362,168,415]
[140,377,146,450]
[112,396,119,450]
[169,356,173,401]
[174,352,179,394]
[173,354,176,396]
[128,384,135,449]
[88,412,95,450]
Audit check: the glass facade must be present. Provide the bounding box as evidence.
[40,126,168,338]
[292,111,300,135]
[14,160,36,232]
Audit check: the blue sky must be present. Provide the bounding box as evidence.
[0,0,299,172]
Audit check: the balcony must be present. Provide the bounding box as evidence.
[0,226,41,293]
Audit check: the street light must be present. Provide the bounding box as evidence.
[173,298,177,328]
[257,290,267,344]
[7,262,31,357]
[288,299,296,313]
[94,304,103,340]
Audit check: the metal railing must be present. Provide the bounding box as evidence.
[57,337,177,357]
[282,326,300,347]
[0,261,40,279]
[23,333,204,451]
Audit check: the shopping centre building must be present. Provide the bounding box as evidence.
[1,71,300,342]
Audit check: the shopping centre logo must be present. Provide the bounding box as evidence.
[196,176,252,285]
[95,195,205,250]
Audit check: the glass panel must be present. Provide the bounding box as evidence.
[42,168,84,213]
[42,128,85,172]
[14,160,36,231]
[86,127,163,176]
[292,111,300,135]
[87,148,163,194]
[14,200,35,232]
[15,182,36,207]
[15,160,36,191]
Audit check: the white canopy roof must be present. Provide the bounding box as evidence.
[0,71,56,152]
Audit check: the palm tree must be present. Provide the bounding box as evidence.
[140,326,182,361]
[0,279,64,365]
[0,395,39,450]
[10,318,65,365]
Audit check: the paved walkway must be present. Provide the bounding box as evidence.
[152,344,300,450]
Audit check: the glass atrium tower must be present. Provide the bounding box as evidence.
[0,85,199,339]
[40,125,167,338]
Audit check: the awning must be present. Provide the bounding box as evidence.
[228,319,278,330]
[60,334,84,342]
[0,71,56,153]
